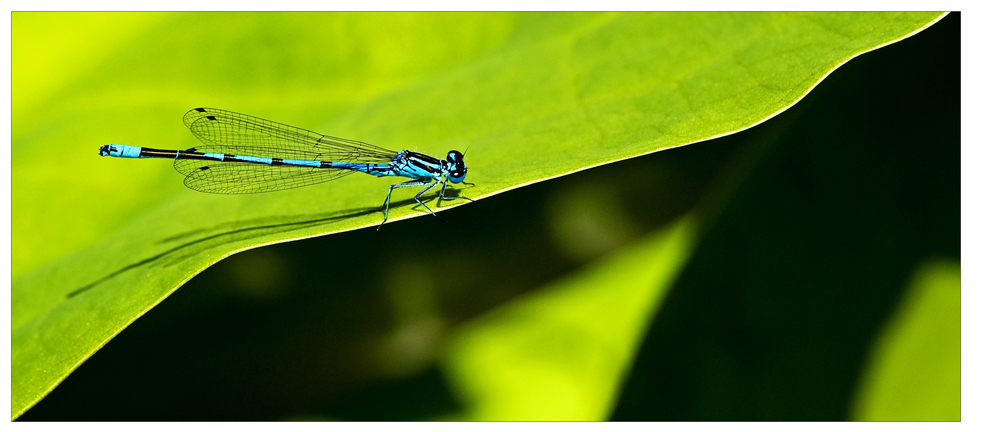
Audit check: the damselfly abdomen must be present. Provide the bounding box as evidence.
[99,108,474,228]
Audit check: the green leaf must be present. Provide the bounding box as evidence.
[12,12,945,419]
[850,260,961,421]
[440,216,696,420]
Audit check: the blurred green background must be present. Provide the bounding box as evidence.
[13,12,958,421]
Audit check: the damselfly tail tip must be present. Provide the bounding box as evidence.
[98,144,111,157]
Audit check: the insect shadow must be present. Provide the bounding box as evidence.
[66,194,469,299]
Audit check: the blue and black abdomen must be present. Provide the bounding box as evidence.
[98,144,386,194]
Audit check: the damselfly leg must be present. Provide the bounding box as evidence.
[379,179,438,230]
[437,181,475,203]
[378,179,477,229]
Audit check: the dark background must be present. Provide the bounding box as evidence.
[21,13,959,421]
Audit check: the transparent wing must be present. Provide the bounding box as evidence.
[176,159,356,194]
[173,107,399,194]
[181,107,399,163]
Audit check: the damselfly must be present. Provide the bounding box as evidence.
[99,108,474,228]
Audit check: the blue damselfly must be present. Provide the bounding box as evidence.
[99,108,474,228]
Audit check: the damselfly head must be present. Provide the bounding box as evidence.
[446,150,467,184]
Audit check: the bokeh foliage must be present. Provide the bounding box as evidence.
[12,12,954,420]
